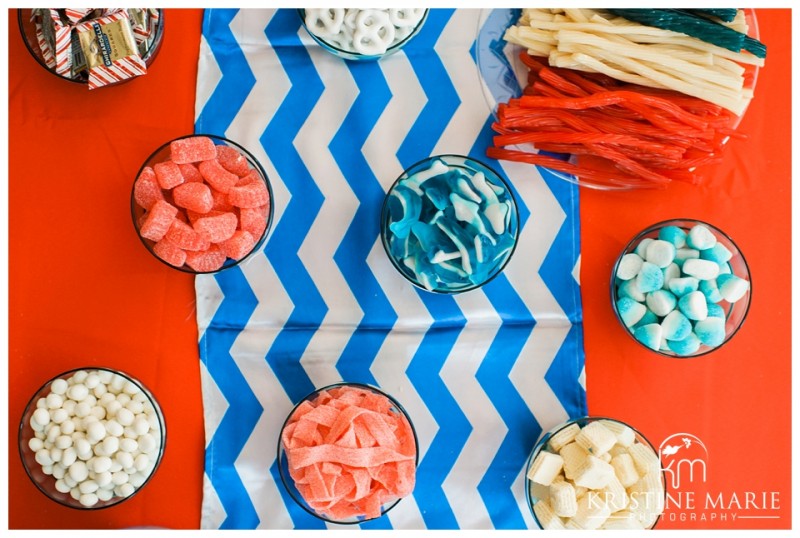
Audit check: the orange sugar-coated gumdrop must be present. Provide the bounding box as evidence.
[164,219,212,252]
[199,159,239,194]
[170,136,217,164]
[229,179,269,208]
[239,204,269,240]
[134,166,164,210]
[185,244,227,273]
[194,212,238,243]
[173,182,214,213]
[210,188,234,212]
[140,200,179,242]
[178,163,204,183]
[216,145,251,177]
[152,238,187,267]
[153,160,185,190]
[219,230,256,260]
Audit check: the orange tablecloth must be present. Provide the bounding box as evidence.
[8,8,791,530]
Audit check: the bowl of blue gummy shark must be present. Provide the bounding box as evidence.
[381,154,520,294]
[612,219,751,358]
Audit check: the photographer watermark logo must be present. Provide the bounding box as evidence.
[659,432,780,524]
[660,433,707,490]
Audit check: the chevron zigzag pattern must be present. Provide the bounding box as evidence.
[194,8,586,529]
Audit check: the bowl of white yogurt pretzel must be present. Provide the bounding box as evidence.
[299,8,428,60]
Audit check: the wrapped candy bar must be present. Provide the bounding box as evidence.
[75,10,146,90]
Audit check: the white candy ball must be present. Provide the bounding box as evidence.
[52,408,69,424]
[117,483,135,498]
[92,456,113,474]
[116,393,131,407]
[86,421,107,443]
[53,465,66,480]
[111,471,129,486]
[50,378,69,395]
[79,479,99,494]
[109,460,123,473]
[49,447,63,463]
[97,488,114,501]
[67,383,89,402]
[46,424,61,444]
[95,471,113,488]
[123,381,140,395]
[119,437,139,452]
[79,493,99,507]
[55,479,71,494]
[110,375,126,392]
[89,406,106,420]
[55,435,73,450]
[99,392,115,406]
[61,447,77,467]
[93,383,107,398]
[138,434,157,454]
[69,487,82,501]
[102,436,119,455]
[98,370,113,384]
[46,393,64,409]
[28,437,44,452]
[72,370,89,384]
[129,472,147,488]
[132,417,150,436]
[75,401,91,418]
[36,397,47,409]
[105,420,124,438]
[123,427,138,439]
[60,419,76,435]
[74,439,92,458]
[116,452,134,470]
[62,400,77,415]
[42,464,54,476]
[68,460,89,482]
[132,392,147,403]
[63,474,77,488]
[105,400,123,418]
[33,408,51,427]
[116,408,134,426]
[126,400,144,415]
[134,454,151,472]
[85,373,101,389]
[35,448,54,466]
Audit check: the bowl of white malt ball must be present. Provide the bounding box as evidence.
[18,367,166,509]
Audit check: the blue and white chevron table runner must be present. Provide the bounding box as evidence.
[194,8,586,530]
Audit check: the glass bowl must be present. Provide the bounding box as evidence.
[18,8,164,87]
[131,134,275,274]
[525,416,666,530]
[18,367,166,510]
[611,219,751,358]
[476,8,760,190]
[298,8,428,61]
[277,382,419,524]
[380,154,520,294]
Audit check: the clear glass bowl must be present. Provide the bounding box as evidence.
[17,8,164,87]
[380,154,520,294]
[131,134,275,274]
[277,382,419,524]
[611,219,751,358]
[18,367,166,510]
[525,416,666,530]
[298,8,428,61]
[476,8,760,190]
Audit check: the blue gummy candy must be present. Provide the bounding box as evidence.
[658,225,687,248]
[667,332,702,356]
[636,262,664,293]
